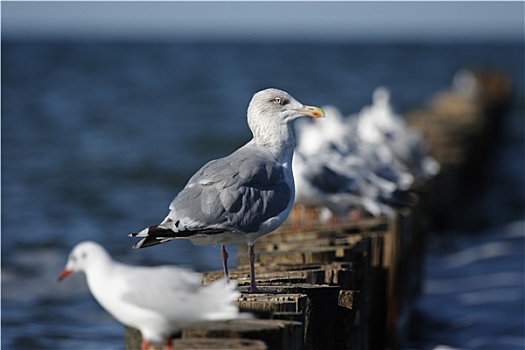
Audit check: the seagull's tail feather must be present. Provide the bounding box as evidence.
[128,225,195,249]
[380,189,414,207]
[128,225,226,249]
[201,278,253,321]
[129,236,170,249]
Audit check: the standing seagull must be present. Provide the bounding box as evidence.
[58,241,247,350]
[130,88,325,292]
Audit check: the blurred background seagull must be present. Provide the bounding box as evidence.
[355,87,440,182]
[291,87,440,227]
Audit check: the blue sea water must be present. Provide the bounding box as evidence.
[2,41,524,349]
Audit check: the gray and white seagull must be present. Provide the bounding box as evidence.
[130,88,325,292]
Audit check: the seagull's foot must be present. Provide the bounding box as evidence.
[249,286,266,294]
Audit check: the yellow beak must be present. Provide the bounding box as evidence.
[295,105,325,119]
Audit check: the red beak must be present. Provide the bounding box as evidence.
[58,269,73,281]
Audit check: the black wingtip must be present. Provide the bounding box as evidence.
[130,237,148,249]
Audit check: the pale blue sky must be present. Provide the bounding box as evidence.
[2,1,524,41]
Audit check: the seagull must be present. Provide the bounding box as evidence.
[129,88,325,292]
[355,87,439,181]
[58,241,248,350]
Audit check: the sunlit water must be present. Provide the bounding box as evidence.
[2,41,523,349]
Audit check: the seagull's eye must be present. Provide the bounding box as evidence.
[273,97,286,105]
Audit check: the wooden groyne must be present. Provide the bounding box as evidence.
[125,69,511,350]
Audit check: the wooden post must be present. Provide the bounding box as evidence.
[182,319,304,350]
[173,338,268,349]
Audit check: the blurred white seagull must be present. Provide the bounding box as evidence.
[58,241,248,350]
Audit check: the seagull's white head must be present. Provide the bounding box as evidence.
[58,241,110,280]
[247,88,324,147]
[248,88,324,125]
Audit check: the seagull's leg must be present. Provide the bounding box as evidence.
[141,340,148,350]
[348,208,362,223]
[306,206,316,230]
[331,213,343,227]
[248,243,258,292]
[295,204,302,230]
[290,204,299,231]
[221,245,230,284]
[166,336,174,350]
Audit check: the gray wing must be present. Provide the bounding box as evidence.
[168,145,292,233]
[306,161,357,194]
